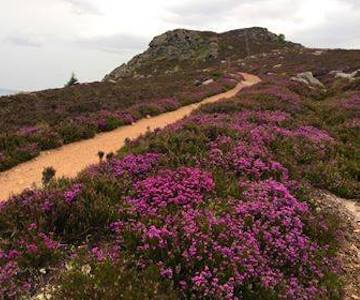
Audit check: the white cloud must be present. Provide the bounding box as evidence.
[61,0,102,15]
[0,0,359,90]
[77,33,148,53]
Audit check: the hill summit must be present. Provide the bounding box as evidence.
[104,27,302,81]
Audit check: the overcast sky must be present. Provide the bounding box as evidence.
[1,0,360,91]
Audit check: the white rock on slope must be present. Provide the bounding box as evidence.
[330,70,360,81]
[291,72,325,88]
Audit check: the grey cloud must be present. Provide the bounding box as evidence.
[168,0,244,16]
[164,0,300,28]
[164,0,247,26]
[294,11,360,48]
[77,33,148,54]
[4,35,42,48]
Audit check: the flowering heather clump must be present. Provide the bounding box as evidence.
[152,97,180,111]
[209,139,289,181]
[64,183,83,205]
[294,126,334,143]
[244,85,301,104]
[128,167,214,216]
[340,93,360,110]
[16,143,39,156]
[0,224,61,298]
[173,110,291,134]
[88,152,161,179]
[109,177,338,299]
[92,109,138,131]
[0,261,31,299]
[17,126,40,136]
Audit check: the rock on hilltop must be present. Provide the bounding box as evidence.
[104,27,302,81]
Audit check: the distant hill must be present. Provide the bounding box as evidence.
[0,88,17,96]
[104,27,302,81]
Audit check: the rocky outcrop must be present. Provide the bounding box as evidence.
[291,72,325,88]
[104,29,219,81]
[104,27,302,81]
[330,70,360,81]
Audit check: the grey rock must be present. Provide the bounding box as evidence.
[312,50,325,56]
[331,69,360,81]
[291,72,325,88]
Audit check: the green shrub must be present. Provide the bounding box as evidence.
[53,256,179,300]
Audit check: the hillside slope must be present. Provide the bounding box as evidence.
[104,27,301,81]
[0,27,300,172]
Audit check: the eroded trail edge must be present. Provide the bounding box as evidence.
[0,73,261,200]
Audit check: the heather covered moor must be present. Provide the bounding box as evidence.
[0,27,360,299]
[0,70,237,171]
[0,68,359,299]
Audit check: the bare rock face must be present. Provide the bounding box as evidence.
[291,72,325,88]
[104,29,220,81]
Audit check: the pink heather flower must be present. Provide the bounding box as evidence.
[128,167,214,216]
[88,153,161,179]
[160,267,173,279]
[38,233,60,250]
[27,223,37,231]
[64,183,83,205]
[91,247,106,262]
[26,243,38,254]
[294,126,334,143]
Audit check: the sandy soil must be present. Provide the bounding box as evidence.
[0,73,261,201]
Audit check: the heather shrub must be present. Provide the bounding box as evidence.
[120,126,210,168]
[0,223,62,298]
[13,143,40,163]
[56,121,96,144]
[103,116,124,131]
[42,167,56,186]
[136,103,162,117]
[107,177,341,299]
[20,126,63,151]
[53,253,179,300]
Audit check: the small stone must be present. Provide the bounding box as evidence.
[313,50,324,56]
[202,79,214,85]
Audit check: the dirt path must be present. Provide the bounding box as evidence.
[0,73,261,201]
[314,193,360,299]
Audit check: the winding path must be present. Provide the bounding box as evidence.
[0,73,261,200]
